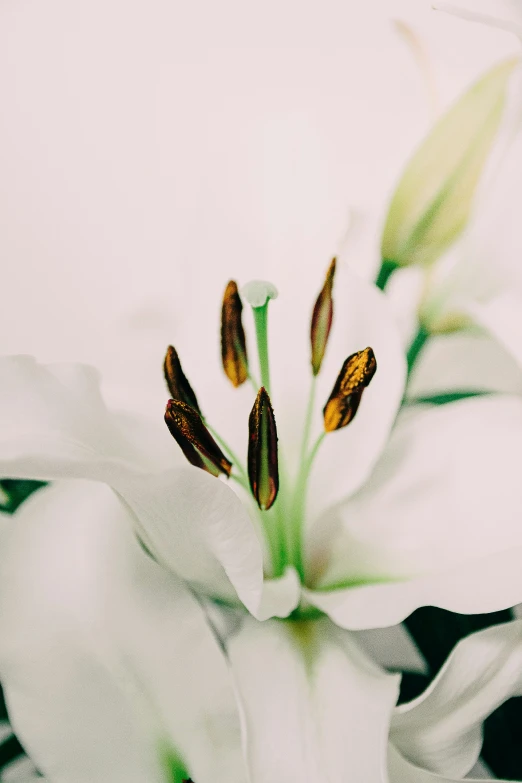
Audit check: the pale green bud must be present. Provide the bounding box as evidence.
[381,58,518,269]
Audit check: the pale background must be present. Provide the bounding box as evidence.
[0,0,519,408]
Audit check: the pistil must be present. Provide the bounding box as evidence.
[242,280,278,397]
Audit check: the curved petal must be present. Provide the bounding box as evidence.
[255,567,301,621]
[390,620,522,778]
[1,756,48,782]
[0,480,246,783]
[388,745,501,783]
[305,395,522,628]
[0,355,266,614]
[226,615,400,783]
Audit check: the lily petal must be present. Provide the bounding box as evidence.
[0,756,49,782]
[388,744,502,783]
[0,480,246,783]
[255,566,301,621]
[305,395,522,628]
[0,355,266,614]
[391,620,522,778]
[226,615,400,783]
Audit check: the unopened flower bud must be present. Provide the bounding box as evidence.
[248,387,279,510]
[163,346,201,414]
[311,258,336,376]
[221,280,249,387]
[323,347,377,432]
[165,399,232,477]
[381,58,516,270]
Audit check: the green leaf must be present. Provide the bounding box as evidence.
[0,479,47,515]
[381,58,517,268]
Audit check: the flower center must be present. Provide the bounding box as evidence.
[163,262,377,583]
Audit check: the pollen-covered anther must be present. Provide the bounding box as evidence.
[248,387,279,511]
[163,346,201,413]
[311,257,336,376]
[323,347,377,432]
[164,399,232,477]
[221,280,249,387]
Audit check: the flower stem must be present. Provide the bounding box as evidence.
[289,431,326,582]
[252,303,271,395]
[299,376,317,463]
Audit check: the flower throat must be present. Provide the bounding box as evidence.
[163,261,376,582]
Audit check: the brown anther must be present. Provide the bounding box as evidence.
[221,280,249,387]
[311,257,336,376]
[248,387,279,510]
[323,347,377,432]
[165,399,232,477]
[163,346,201,414]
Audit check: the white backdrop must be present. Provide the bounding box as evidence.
[0,0,518,407]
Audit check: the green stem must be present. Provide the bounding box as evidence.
[299,376,317,463]
[252,303,271,395]
[406,324,430,379]
[289,431,326,582]
[375,258,399,291]
[265,506,286,578]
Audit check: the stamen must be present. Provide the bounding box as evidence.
[248,387,279,510]
[310,258,336,376]
[221,280,249,387]
[163,346,201,414]
[323,347,377,432]
[164,399,232,477]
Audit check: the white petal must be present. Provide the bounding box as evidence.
[226,615,400,783]
[388,744,501,783]
[1,756,48,782]
[390,620,522,778]
[0,355,266,614]
[119,467,265,616]
[0,480,245,783]
[305,395,522,628]
[255,567,301,620]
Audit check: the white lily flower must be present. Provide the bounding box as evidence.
[2,266,522,631]
[2,479,522,782]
